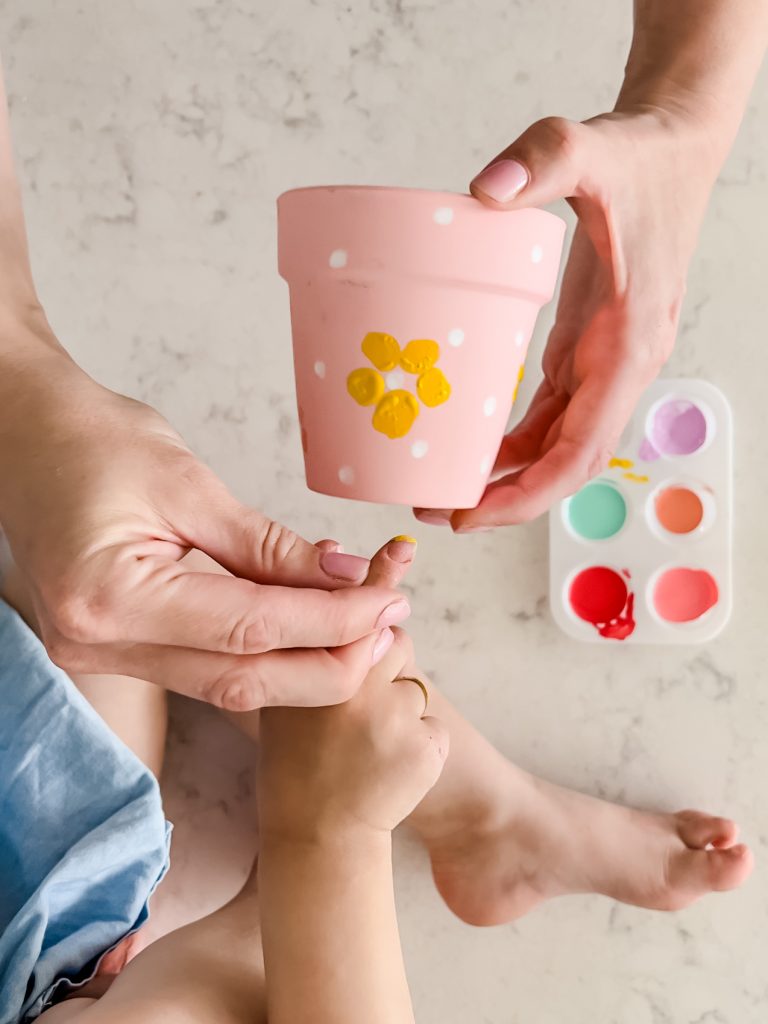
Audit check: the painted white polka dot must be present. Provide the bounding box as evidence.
[329,249,348,268]
[530,244,543,264]
[384,369,405,391]
[447,327,464,348]
[433,206,454,225]
[411,440,429,459]
[514,329,525,349]
[483,396,497,417]
[314,360,326,379]
[338,465,355,485]
[480,454,492,475]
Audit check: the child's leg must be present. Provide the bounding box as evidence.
[69,674,168,779]
[1,562,168,777]
[40,805,266,1024]
[140,545,754,924]
[363,544,753,925]
[405,685,751,923]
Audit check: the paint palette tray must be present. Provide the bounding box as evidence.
[549,379,731,644]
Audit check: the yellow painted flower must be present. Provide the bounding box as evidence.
[347,331,451,439]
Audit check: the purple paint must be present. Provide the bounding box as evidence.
[638,437,660,462]
[650,399,707,456]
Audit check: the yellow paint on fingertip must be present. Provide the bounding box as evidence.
[623,471,649,483]
[609,457,634,469]
[392,535,417,544]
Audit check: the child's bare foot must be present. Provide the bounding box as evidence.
[346,536,752,922]
[425,768,753,925]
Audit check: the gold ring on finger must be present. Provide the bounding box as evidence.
[393,675,429,718]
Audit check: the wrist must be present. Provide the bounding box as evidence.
[260,819,392,858]
[615,0,767,165]
[610,89,733,178]
[0,318,81,398]
[616,75,739,140]
[0,326,97,493]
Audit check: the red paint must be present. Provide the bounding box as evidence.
[569,566,636,641]
[654,568,718,623]
[598,592,635,639]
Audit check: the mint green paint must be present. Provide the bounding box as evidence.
[568,481,626,541]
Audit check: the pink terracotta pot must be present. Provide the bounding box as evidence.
[278,186,565,508]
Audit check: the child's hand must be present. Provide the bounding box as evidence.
[258,538,449,840]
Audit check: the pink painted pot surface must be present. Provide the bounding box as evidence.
[277,186,566,508]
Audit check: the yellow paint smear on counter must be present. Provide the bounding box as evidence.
[623,471,649,484]
[609,457,634,469]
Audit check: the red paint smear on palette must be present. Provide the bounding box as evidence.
[569,566,636,641]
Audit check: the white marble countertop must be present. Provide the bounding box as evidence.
[2,2,766,1020]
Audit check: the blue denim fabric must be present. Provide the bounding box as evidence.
[0,599,170,1023]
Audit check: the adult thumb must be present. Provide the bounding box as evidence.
[469,116,595,210]
[182,494,371,591]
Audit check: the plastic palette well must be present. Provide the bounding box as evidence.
[549,379,731,644]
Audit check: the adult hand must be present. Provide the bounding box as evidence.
[417,0,768,531]
[0,348,409,710]
[418,108,720,530]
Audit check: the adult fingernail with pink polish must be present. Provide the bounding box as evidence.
[470,159,529,204]
[371,627,395,665]
[375,598,411,629]
[320,550,369,582]
[413,509,452,527]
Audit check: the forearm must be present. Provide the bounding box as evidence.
[0,62,46,324]
[0,64,79,409]
[259,833,415,1024]
[617,0,768,147]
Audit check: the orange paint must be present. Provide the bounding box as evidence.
[655,486,703,534]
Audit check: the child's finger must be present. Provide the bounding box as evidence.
[315,539,342,553]
[419,714,451,783]
[363,536,418,589]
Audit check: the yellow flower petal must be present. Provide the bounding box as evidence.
[347,367,386,406]
[362,331,401,372]
[400,339,439,374]
[417,367,451,407]
[372,390,419,438]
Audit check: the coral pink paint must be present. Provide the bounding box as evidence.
[654,568,718,623]
[569,566,636,640]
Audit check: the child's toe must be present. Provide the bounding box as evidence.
[675,809,739,850]
[666,843,753,907]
